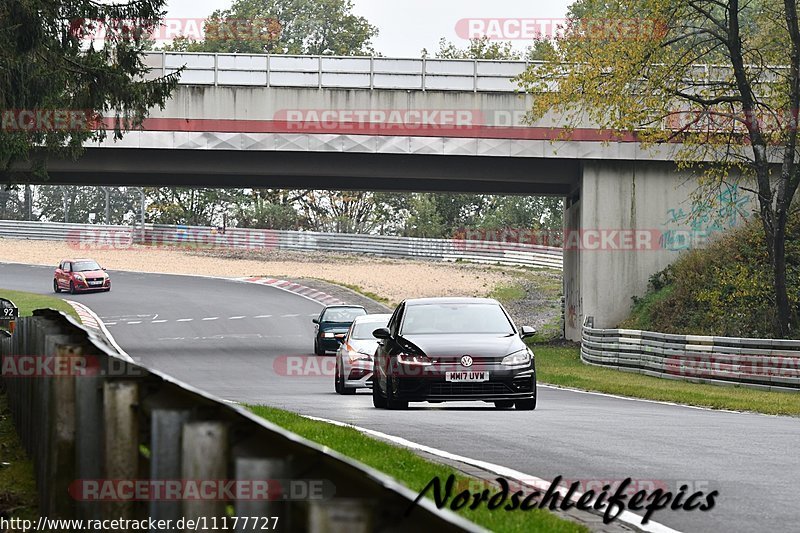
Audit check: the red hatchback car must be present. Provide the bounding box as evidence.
[54,259,111,294]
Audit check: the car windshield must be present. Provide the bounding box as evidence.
[400,303,515,335]
[321,307,366,323]
[351,320,388,340]
[72,261,101,272]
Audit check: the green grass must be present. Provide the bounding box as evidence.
[619,285,674,331]
[248,405,586,533]
[533,343,800,416]
[0,390,38,522]
[0,288,80,321]
[488,283,527,303]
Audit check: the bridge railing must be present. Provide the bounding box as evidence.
[0,309,483,529]
[0,220,564,270]
[143,52,529,92]
[580,316,800,391]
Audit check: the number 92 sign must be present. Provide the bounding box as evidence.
[0,298,19,320]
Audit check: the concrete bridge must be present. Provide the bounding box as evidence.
[10,53,754,340]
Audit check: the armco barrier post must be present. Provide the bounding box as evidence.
[182,421,228,528]
[75,366,104,520]
[308,499,372,533]
[47,343,80,518]
[150,409,192,531]
[234,458,288,532]
[104,381,140,520]
[36,326,71,516]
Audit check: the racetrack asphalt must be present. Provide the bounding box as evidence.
[2,262,798,533]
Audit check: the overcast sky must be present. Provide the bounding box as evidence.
[164,0,573,56]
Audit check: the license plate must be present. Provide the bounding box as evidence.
[446,371,489,382]
[89,281,103,286]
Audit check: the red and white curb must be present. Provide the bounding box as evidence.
[65,300,134,363]
[235,277,345,306]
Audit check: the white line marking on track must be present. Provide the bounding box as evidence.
[302,415,681,533]
[151,320,167,324]
[105,322,117,326]
[127,321,142,325]
[202,317,219,321]
[229,316,245,320]
[254,315,272,319]
[176,318,193,322]
[282,314,300,317]
[65,300,134,363]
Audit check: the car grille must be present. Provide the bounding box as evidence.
[86,278,104,282]
[428,382,512,396]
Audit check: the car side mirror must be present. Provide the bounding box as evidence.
[372,327,391,339]
[312,318,320,324]
[520,326,537,339]
[102,267,107,271]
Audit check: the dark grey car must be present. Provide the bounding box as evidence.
[372,297,537,410]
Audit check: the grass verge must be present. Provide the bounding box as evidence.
[0,389,37,521]
[533,343,800,416]
[0,288,80,321]
[248,405,586,533]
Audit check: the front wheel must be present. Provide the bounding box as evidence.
[314,339,325,356]
[385,376,408,410]
[53,279,60,293]
[372,363,387,408]
[69,281,76,295]
[335,359,343,394]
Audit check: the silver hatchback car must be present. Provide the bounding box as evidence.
[335,314,392,394]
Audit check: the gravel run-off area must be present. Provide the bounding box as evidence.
[0,238,563,333]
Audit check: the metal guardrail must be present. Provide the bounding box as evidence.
[0,309,483,530]
[580,317,800,391]
[143,52,528,92]
[0,220,134,242]
[0,220,564,270]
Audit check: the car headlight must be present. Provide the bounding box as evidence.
[397,353,433,366]
[347,350,372,363]
[322,332,335,338]
[74,273,85,281]
[502,349,532,366]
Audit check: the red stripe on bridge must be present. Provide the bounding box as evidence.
[127,118,640,142]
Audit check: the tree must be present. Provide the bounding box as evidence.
[520,0,799,336]
[423,36,555,61]
[170,0,378,55]
[0,0,179,181]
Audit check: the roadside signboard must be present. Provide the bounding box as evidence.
[0,298,19,334]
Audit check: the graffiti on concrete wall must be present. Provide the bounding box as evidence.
[660,183,752,250]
